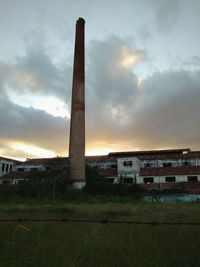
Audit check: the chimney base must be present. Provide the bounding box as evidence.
[72,181,86,190]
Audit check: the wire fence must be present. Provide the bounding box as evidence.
[0,218,200,225]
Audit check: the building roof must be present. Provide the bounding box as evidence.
[16,155,117,165]
[11,148,195,166]
[140,166,200,176]
[86,155,117,162]
[109,148,191,157]
[0,156,21,163]
[139,151,200,160]
[16,157,68,165]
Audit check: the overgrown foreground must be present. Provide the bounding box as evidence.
[0,198,200,266]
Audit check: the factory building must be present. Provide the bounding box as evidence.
[1,148,200,193]
[0,157,20,180]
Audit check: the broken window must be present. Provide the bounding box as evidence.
[165,176,176,182]
[1,163,5,172]
[143,177,154,184]
[124,177,133,184]
[144,163,151,168]
[6,164,9,172]
[183,161,191,167]
[123,161,132,167]
[187,176,198,182]
[163,162,172,167]
[111,164,117,169]
[18,168,24,172]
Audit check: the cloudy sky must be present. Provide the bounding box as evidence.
[0,0,200,160]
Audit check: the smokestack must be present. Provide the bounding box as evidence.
[68,18,85,189]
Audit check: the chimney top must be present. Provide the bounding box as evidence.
[77,17,85,24]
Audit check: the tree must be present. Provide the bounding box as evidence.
[85,164,107,184]
[45,157,69,198]
[22,157,69,198]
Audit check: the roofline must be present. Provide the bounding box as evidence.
[109,148,191,157]
[0,156,22,163]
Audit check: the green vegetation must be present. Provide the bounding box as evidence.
[0,164,146,198]
[0,199,200,266]
[0,197,200,222]
[0,163,199,266]
[0,222,199,267]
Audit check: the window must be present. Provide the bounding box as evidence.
[183,161,191,167]
[124,178,133,184]
[6,164,9,172]
[187,176,198,182]
[165,176,176,182]
[143,177,154,184]
[163,162,172,167]
[108,178,114,183]
[144,163,151,168]
[10,165,12,172]
[2,163,5,172]
[18,168,24,172]
[111,164,117,169]
[123,161,132,167]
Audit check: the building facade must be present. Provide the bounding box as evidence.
[1,148,200,192]
[0,157,20,180]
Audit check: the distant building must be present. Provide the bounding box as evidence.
[14,158,48,173]
[1,148,200,193]
[0,156,20,179]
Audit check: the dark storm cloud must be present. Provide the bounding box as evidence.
[86,35,145,144]
[87,36,142,103]
[0,64,9,94]
[86,36,144,113]
[183,56,200,66]
[0,32,200,156]
[125,71,200,148]
[0,97,69,154]
[0,42,72,157]
[6,49,72,100]
[149,0,180,32]
[86,36,200,150]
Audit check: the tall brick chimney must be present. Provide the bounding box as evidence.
[68,18,85,189]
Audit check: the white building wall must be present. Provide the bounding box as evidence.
[88,161,116,169]
[117,157,140,178]
[140,158,200,168]
[195,158,200,166]
[13,164,45,172]
[0,159,15,177]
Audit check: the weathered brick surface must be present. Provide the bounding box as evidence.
[69,18,85,182]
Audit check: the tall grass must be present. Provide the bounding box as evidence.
[0,198,200,266]
[0,222,199,267]
[0,197,200,222]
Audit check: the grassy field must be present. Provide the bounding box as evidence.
[0,197,200,266]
